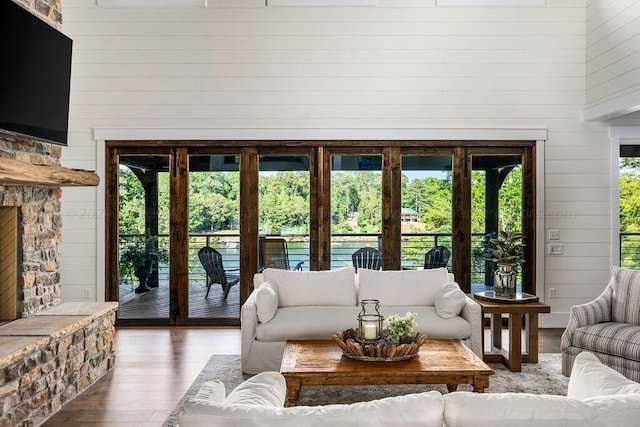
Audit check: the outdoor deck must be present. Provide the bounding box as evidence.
[118,280,240,320]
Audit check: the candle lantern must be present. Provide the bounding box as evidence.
[357,299,384,343]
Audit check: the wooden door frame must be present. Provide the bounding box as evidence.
[320,146,386,270]
[105,146,173,326]
[105,139,537,325]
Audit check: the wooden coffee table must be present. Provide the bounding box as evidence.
[280,339,493,407]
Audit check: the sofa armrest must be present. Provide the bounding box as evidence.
[241,288,260,367]
[460,295,482,357]
[561,283,613,351]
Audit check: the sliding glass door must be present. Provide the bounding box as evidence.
[106,141,536,326]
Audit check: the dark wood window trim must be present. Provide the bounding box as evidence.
[106,140,536,325]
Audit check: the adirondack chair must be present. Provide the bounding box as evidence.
[198,246,239,299]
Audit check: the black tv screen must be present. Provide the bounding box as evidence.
[0,0,72,146]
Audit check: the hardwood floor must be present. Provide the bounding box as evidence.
[42,327,564,427]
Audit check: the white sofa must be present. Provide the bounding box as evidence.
[241,267,482,374]
[179,351,640,426]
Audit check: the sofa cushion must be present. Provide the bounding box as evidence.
[379,306,471,340]
[569,322,640,361]
[358,268,450,306]
[224,372,286,407]
[434,282,466,319]
[256,306,361,341]
[256,305,470,342]
[581,394,640,426]
[255,281,279,323]
[179,390,444,427]
[611,266,640,325]
[443,392,590,426]
[568,351,640,400]
[263,267,356,307]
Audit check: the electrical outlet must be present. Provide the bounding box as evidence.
[84,288,91,299]
[549,230,560,241]
[549,288,557,299]
[548,244,563,255]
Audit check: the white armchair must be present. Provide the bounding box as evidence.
[561,266,640,381]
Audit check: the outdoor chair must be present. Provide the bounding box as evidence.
[424,246,451,269]
[351,247,382,272]
[259,238,304,271]
[198,246,239,300]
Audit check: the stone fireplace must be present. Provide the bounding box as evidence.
[0,136,64,321]
[0,133,115,426]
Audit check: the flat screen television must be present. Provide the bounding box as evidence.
[0,0,73,146]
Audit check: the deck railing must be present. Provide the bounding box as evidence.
[119,232,491,288]
[621,232,640,269]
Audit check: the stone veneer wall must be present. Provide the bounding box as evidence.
[0,137,64,317]
[0,303,118,427]
[2,0,65,318]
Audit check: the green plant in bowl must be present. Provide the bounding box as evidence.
[384,312,417,344]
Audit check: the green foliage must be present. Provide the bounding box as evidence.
[118,161,526,272]
[483,230,525,265]
[259,171,310,234]
[119,231,169,278]
[384,312,417,339]
[118,167,145,234]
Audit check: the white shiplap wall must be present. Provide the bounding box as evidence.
[60,0,614,327]
[585,0,640,120]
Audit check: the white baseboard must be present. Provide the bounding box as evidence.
[539,312,568,329]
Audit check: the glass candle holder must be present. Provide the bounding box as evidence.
[357,299,384,343]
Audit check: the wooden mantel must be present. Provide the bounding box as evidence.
[0,158,99,187]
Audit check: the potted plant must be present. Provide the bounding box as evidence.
[119,232,168,294]
[483,231,525,296]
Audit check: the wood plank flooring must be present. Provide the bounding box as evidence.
[41,327,563,427]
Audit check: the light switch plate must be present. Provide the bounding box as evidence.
[549,230,560,240]
[548,244,563,255]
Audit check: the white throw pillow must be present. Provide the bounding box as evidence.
[255,281,279,323]
[358,268,450,306]
[434,282,466,319]
[224,371,287,407]
[568,351,640,400]
[192,381,226,404]
[262,267,356,307]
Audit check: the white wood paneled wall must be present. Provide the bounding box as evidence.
[59,0,621,327]
[585,0,640,120]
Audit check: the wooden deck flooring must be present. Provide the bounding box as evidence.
[118,280,239,321]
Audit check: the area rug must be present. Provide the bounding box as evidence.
[163,353,568,427]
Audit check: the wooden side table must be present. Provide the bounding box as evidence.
[473,296,550,372]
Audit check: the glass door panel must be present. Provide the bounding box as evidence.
[187,154,240,320]
[471,155,523,293]
[258,155,310,271]
[619,146,640,269]
[117,155,170,320]
[400,155,453,270]
[330,155,382,270]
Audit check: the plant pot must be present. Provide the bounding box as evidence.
[494,263,517,297]
[133,263,153,294]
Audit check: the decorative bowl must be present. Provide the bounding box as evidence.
[332,331,428,362]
